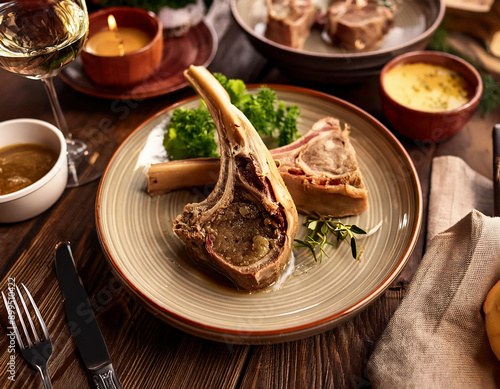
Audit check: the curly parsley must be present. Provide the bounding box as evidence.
[214,73,300,147]
[164,74,300,160]
[163,105,218,160]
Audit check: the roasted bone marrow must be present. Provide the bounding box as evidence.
[206,195,285,267]
[172,66,299,291]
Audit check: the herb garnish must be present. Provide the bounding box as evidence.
[214,74,300,147]
[294,215,367,262]
[163,103,218,160]
[164,73,300,160]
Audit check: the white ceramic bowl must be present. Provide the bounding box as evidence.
[0,119,68,223]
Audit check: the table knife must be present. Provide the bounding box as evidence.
[493,124,500,217]
[55,241,122,389]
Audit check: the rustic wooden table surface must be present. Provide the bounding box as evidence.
[1,2,499,388]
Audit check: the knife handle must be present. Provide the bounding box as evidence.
[89,363,122,389]
[493,124,500,217]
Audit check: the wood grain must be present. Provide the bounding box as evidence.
[0,6,498,388]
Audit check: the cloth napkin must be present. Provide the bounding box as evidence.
[367,156,500,388]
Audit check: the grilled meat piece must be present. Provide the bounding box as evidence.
[149,117,368,217]
[265,0,316,49]
[172,66,299,291]
[271,116,368,217]
[324,0,395,51]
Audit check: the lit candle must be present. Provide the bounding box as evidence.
[85,15,151,57]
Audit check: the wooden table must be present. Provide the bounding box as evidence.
[1,3,499,388]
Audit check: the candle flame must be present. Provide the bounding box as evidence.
[106,14,124,56]
[107,15,118,31]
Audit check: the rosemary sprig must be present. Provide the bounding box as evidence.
[294,216,367,262]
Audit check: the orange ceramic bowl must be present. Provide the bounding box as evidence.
[81,7,163,87]
[379,50,482,142]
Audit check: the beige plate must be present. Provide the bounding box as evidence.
[231,0,444,81]
[96,86,422,344]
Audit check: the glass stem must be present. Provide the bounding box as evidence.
[41,77,80,186]
[41,78,72,140]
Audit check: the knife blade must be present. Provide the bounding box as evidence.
[493,124,500,217]
[55,241,122,389]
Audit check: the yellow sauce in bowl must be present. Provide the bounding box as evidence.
[0,143,58,195]
[383,63,471,112]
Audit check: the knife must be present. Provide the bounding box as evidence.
[493,124,500,217]
[55,241,122,389]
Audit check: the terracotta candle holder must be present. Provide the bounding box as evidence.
[81,7,163,87]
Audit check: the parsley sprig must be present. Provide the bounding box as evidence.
[163,73,300,160]
[215,74,300,147]
[163,103,218,160]
[294,216,366,262]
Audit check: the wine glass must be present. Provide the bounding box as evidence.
[0,0,103,187]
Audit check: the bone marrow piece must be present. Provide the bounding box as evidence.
[324,1,395,51]
[206,196,283,267]
[265,0,316,49]
[148,158,220,195]
[148,116,368,218]
[172,66,298,291]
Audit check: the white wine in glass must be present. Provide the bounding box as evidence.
[0,0,103,187]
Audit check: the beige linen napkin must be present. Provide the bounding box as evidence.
[367,156,500,388]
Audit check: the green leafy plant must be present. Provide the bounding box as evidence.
[480,73,500,115]
[164,74,300,160]
[294,216,367,262]
[214,73,300,146]
[163,104,218,160]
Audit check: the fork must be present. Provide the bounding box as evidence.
[2,283,53,389]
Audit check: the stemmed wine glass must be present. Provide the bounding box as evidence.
[0,0,102,187]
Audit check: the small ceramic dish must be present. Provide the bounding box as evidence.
[80,6,163,87]
[379,50,483,142]
[60,21,217,100]
[0,119,68,223]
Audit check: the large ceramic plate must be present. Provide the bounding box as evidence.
[231,0,444,81]
[96,86,422,344]
[60,22,217,100]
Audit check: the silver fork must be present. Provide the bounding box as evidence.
[2,283,53,389]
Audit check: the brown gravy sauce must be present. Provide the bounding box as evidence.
[0,143,58,195]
